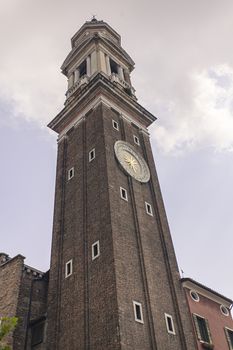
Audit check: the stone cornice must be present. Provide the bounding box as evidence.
[181,278,233,308]
[48,73,156,134]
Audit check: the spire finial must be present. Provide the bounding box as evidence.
[91,15,97,22]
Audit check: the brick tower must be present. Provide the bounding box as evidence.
[46,18,196,349]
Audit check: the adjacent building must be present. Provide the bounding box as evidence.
[0,253,48,349]
[182,278,233,350]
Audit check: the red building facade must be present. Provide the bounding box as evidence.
[182,278,233,350]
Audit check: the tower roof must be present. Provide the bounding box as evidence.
[71,18,121,48]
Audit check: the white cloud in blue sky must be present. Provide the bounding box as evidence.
[152,64,233,153]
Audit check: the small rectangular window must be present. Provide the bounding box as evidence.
[65,259,73,278]
[225,327,233,350]
[31,322,44,347]
[120,187,128,201]
[133,301,144,323]
[68,167,74,180]
[133,135,140,146]
[112,120,119,130]
[92,241,100,260]
[165,313,175,334]
[89,148,95,162]
[145,202,153,216]
[193,314,212,344]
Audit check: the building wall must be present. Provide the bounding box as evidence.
[46,103,119,350]
[184,287,233,350]
[102,103,196,350]
[0,254,48,350]
[0,254,24,348]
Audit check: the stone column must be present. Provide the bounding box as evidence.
[99,50,107,74]
[86,56,91,77]
[74,69,80,83]
[91,51,97,75]
[105,55,111,75]
[68,73,74,89]
[124,69,131,85]
[117,66,124,80]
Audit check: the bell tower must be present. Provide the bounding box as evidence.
[46,18,196,349]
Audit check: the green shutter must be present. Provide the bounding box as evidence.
[225,328,233,350]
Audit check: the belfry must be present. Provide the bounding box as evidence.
[46,18,196,349]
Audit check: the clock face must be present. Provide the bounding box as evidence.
[114,140,150,183]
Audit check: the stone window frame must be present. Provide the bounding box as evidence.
[120,187,128,201]
[133,301,144,324]
[65,259,73,278]
[89,148,96,162]
[112,120,119,131]
[92,240,100,260]
[68,167,74,180]
[164,313,176,335]
[193,313,212,345]
[220,304,229,316]
[133,135,140,146]
[145,202,153,216]
[190,290,200,302]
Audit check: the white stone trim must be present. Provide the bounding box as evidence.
[145,202,153,216]
[133,135,140,146]
[120,187,128,201]
[92,241,100,260]
[68,167,74,180]
[112,119,119,130]
[65,259,73,278]
[89,148,95,162]
[190,290,200,302]
[57,95,150,142]
[182,280,232,308]
[98,43,128,70]
[133,301,144,324]
[165,313,176,335]
[220,304,229,316]
[68,44,96,73]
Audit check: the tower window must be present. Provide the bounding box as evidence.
[112,120,119,130]
[110,58,118,74]
[133,301,144,323]
[92,240,100,260]
[31,321,45,347]
[225,327,233,349]
[120,187,128,201]
[68,167,74,180]
[89,148,95,162]
[145,202,153,216]
[165,314,175,335]
[193,314,212,344]
[79,60,87,77]
[133,135,140,146]
[65,259,73,278]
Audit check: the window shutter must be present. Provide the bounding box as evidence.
[205,318,212,344]
[193,314,202,340]
[225,328,233,350]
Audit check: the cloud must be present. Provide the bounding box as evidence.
[0,0,233,153]
[150,64,233,153]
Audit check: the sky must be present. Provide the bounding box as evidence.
[1,0,233,301]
